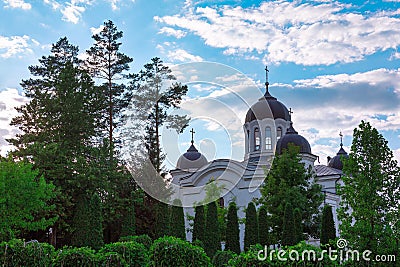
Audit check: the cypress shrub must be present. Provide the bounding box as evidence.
[88,192,104,250]
[258,205,269,247]
[170,199,186,239]
[120,192,136,238]
[320,205,336,246]
[98,241,149,267]
[293,208,303,244]
[192,205,205,243]
[53,246,97,267]
[204,201,220,257]
[282,202,295,246]
[212,250,236,267]
[244,202,258,251]
[119,234,152,249]
[225,202,240,254]
[154,202,170,238]
[149,236,211,267]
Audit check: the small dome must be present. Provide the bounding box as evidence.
[328,146,348,170]
[276,123,311,154]
[176,143,208,170]
[245,90,290,123]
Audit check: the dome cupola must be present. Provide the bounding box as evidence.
[176,128,208,171]
[276,122,311,154]
[328,132,349,170]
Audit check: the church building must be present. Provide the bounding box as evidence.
[170,67,348,250]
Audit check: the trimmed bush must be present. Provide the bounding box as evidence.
[282,202,295,246]
[320,205,336,246]
[53,246,97,267]
[225,202,240,254]
[0,239,54,267]
[244,202,258,251]
[170,199,186,239]
[204,201,220,258]
[120,192,136,238]
[228,244,267,267]
[192,239,204,249]
[149,236,211,267]
[192,205,205,243]
[97,252,128,267]
[212,250,236,267]
[258,205,269,247]
[119,234,152,249]
[98,241,149,267]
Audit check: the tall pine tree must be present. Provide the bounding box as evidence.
[225,202,240,254]
[244,202,258,251]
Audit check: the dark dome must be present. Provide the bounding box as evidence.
[276,123,311,154]
[245,90,290,123]
[176,143,208,170]
[328,146,348,170]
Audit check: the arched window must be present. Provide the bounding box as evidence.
[265,127,272,150]
[219,197,224,208]
[277,127,282,140]
[247,130,250,152]
[254,128,260,151]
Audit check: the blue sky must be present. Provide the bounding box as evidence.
[1,0,400,168]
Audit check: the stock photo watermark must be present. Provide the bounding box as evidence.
[257,239,396,263]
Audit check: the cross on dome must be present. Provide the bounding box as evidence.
[190,128,195,144]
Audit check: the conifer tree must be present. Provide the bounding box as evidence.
[293,208,303,244]
[170,199,186,239]
[225,202,240,254]
[192,205,205,243]
[204,201,220,257]
[258,205,269,247]
[244,202,258,251]
[88,192,104,250]
[121,191,136,237]
[320,205,335,246]
[282,203,295,246]
[154,201,170,238]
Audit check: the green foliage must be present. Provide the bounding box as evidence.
[320,205,335,246]
[0,158,56,241]
[71,193,104,250]
[212,250,236,267]
[244,202,258,251]
[282,203,295,246]
[258,205,269,247]
[204,201,220,257]
[338,121,400,256]
[293,208,303,244]
[192,205,205,243]
[192,239,204,249]
[149,236,211,267]
[53,246,97,267]
[98,241,149,267]
[97,252,127,267]
[0,239,54,267]
[119,234,152,249]
[225,202,240,254]
[169,199,186,239]
[120,191,136,238]
[260,144,324,242]
[154,202,170,238]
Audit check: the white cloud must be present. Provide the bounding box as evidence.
[3,0,31,10]
[61,2,86,24]
[90,24,104,35]
[158,27,187,39]
[156,2,400,65]
[0,35,34,58]
[167,49,203,62]
[0,89,29,156]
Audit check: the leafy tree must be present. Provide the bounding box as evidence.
[121,191,136,237]
[260,144,323,243]
[192,205,205,243]
[338,121,400,256]
[293,208,303,244]
[225,202,240,254]
[244,202,258,251]
[320,205,335,246]
[282,203,295,246]
[204,201,220,257]
[258,205,269,247]
[170,199,186,239]
[0,158,56,241]
[84,19,133,151]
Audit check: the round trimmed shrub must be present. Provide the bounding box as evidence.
[98,241,149,267]
[149,236,211,267]
[0,239,54,267]
[119,234,152,249]
[97,252,128,267]
[53,246,97,267]
[191,239,204,249]
[212,250,236,267]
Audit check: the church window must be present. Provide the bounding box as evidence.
[219,197,224,208]
[254,128,260,151]
[277,127,282,140]
[247,130,250,152]
[265,127,272,150]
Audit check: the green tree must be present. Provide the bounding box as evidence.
[258,205,269,247]
[154,201,170,238]
[282,203,295,246]
[204,201,220,257]
[121,191,136,237]
[88,192,104,250]
[338,121,400,256]
[225,202,240,254]
[170,199,186,239]
[260,144,323,243]
[320,205,335,246]
[0,158,56,241]
[244,202,258,251]
[192,205,205,243]
[84,19,133,151]
[293,208,303,244]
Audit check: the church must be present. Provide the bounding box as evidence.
[170,67,348,250]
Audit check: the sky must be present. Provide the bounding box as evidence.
[1,0,400,169]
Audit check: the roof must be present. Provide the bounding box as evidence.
[315,165,342,176]
[276,123,311,154]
